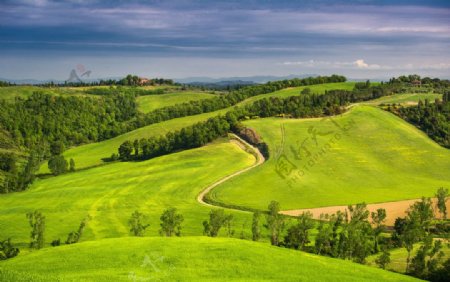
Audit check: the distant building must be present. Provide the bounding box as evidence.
[411,79,421,87]
[138,77,150,85]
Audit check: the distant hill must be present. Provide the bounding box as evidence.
[174,74,319,84]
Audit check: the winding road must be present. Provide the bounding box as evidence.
[196,134,265,207]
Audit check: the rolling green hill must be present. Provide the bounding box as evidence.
[210,105,450,210]
[2,141,255,247]
[137,91,216,113]
[0,237,418,282]
[40,82,358,173]
[362,93,442,105]
[0,86,96,101]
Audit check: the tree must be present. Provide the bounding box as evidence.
[371,208,387,252]
[133,139,140,157]
[265,201,285,246]
[251,212,261,241]
[284,212,314,250]
[436,187,448,219]
[159,207,184,237]
[69,158,75,172]
[402,199,433,272]
[375,247,391,269]
[128,210,149,237]
[66,215,91,244]
[27,210,45,249]
[119,141,133,161]
[203,209,229,237]
[50,141,65,156]
[225,214,234,237]
[0,238,20,260]
[48,155,68,175]
[409,235,444,278]
[341,203,373,263]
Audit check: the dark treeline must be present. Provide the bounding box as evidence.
[0,81,15,87]
[39,74,175,87]
[0,93,137,193]
[388,75,450,90]
[84,86,166,96]
[0,93,137,149]
[129,75,347,129]
[390,93,450,148]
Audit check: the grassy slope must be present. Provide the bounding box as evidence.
[40,82,357,172]
[0,237,418,282]
[0,86,96,101]
[362,93,442,105]
[238,82,358,106]
[367,243,450,273]
[137,91,216,113]
[212,105,450,210]
[1,141,255,248]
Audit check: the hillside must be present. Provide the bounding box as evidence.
[38,82,358,173]
[0,237,419,282]
[1,141,255,246]
[211,105,450,210]
[136,91,216,113]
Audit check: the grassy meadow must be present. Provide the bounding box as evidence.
[2,141,256,248]
[0,86,96,101]
[211,105,450,210]
[362,93,442,105]
[0,237,419,282]
[136,91,216,113]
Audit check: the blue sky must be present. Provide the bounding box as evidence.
[0,0,449,80]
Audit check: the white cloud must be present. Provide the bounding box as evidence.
[354,59,369,68]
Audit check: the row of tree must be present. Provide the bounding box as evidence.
[256,188,449,281]
[391,95,450,148]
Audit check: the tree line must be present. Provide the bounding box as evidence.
[389,94,450,148]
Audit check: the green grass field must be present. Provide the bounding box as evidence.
[0,86,96,101]
[362,93,442,105]
[238,82,359,106]
[136,91,216,113]
[211,105,450,210]
[2,141,255,248]
[0,237,418,282]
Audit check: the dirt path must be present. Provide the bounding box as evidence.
[281,198,449,226]
[196,134,265,207]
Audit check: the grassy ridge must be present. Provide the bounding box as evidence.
[0,86,97,101]
[362,93,442,105]
[238,81,359,106]
[211,105,450,210]
[0,237,418,282]
[137,91,216,113]
[40,82,358,172]
[1,141,255,247]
